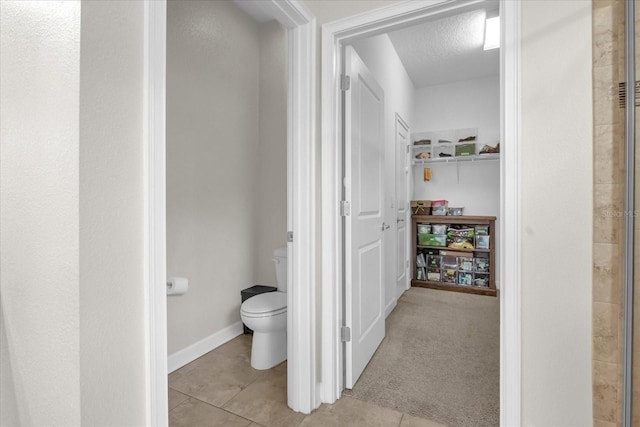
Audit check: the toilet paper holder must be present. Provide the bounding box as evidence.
[167,277,188,296]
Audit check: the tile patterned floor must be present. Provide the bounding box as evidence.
[168,334,446,427]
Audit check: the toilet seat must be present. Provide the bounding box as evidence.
[241,292,287,318]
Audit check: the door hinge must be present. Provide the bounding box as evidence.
[341,75,351,91]
[287,231,293,242]
[341,326,351,342]
[340,200,351,216]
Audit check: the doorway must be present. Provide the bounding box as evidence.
[143,0,317,422]
[320,0,522,425]
[339,5,500,423]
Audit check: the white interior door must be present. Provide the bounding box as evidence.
[395,116,410,296]
[344,46,386,389]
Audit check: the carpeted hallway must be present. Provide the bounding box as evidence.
[343,287,499,427]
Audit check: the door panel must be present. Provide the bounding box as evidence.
[344,46,386,389]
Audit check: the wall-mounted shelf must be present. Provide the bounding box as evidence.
[411,153,500,166]
[411,127,499,166]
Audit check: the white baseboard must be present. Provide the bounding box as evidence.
[167,321,244,373]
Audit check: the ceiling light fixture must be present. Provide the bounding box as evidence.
[483,16,500,50]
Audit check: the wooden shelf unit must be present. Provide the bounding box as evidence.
[412,215,497,297]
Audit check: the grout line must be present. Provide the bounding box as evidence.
[176,394,257,425]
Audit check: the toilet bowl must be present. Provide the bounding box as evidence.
[240,247,288,370]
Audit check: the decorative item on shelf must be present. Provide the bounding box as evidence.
[413,139,431,145]
[458,135,477,142]
[416,151,431,159]
[433,143,453,158]
[479,143,500,154]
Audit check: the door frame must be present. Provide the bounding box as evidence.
[320,1,522,425]
[143,0,318,424]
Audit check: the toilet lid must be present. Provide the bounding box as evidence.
[241,292,287,314]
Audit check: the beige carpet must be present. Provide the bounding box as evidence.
[343,287,499,427]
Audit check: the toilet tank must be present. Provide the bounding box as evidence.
[273,247,288,292]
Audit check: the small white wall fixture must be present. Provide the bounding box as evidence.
[144,0,317,424]
[320,1,521,426]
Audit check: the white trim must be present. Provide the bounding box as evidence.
[321,20,344,403]
[167,322,244,373]
[500,1,522,425]
[256,0,318,414]
[144,0,317,421]
[143,1,168,426]
[320,3,521,425]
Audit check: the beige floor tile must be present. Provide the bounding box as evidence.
[399,414,447,427]
[168,387,190,411]
[169,351,261,407]
[169,398,252,427]
[298,396,403,427]
[212,334,253,364]
[223,367,305,427]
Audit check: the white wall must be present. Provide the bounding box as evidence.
[412,76,500,212]
[256,21,288,283]
[520,1,593,424]
[412,76,500,284]
[349,34,415,311]
[0,2,81,425]
[166,1,287,356]
[79,1,147,425]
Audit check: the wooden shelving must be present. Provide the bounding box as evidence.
[412,215,497,297]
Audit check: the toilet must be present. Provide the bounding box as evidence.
[240,247,287,370]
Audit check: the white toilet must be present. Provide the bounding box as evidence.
[240,247,287,370]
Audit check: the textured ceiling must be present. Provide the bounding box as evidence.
[387,8,499,88]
